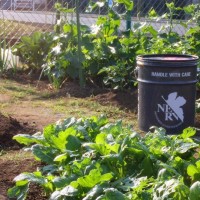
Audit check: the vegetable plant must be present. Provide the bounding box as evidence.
[8,115,200,200]
[12,31,53,72]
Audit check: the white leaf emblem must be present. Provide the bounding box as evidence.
[165,92,186,122]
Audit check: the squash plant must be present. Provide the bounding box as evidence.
[8,115,200,200]
[43,22,90,88]
[11,1,200,89]
[43,1,138,89]
[83,9,138,89]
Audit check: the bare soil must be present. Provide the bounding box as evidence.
[0,72,200,199]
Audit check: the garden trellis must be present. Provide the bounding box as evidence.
[0,0,199,46]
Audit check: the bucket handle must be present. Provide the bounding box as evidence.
[134,66,139,79]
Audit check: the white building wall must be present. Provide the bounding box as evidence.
[35,0,46,5]
[192,0,200,3]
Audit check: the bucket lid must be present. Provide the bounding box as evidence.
[137,54,199,67]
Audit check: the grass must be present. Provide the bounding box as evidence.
[0,78,136,126]
[0,150,34,162]
[0,80,37,102]
[33,97,135,126]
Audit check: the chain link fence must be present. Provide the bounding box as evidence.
[0,0,199,46]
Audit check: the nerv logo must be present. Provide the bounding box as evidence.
[155,92,186,128]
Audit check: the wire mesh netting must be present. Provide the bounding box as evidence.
[0,0,199,46]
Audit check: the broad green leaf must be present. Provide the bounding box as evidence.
[51,127,76,151]
[77,169,113,188]
[14,172,46,185]
[186,27,200,36]
[16,180,29,187]
[116,0,133,11]
[55,117,76,131]
[175,142,199,154]
[53,175,77,189]
[158,168,173,180]
[63,24,73,34]
[32,144,56,164]
[7,184,29,200]
[181,127,196,139]
[183,4,195,14]
[100,121,123,137]
[189,181,200,200]
[104,188,129,200]
[153,178,189,199]
[120,176,153,193]
[66,135,81,151]
[60,185,78,196]
[54,153,68,162]
[188,165,199,178]
[49,191,60,200]
[148,8,158,18]
[42,165,58,174]
[42,125,80,152]
[125,147,145,161]
[13,133,44,145]
[140,156,154,177]
[96,115,108,127]
[95,133,107,144]
[50,185,78,199]
[72,158,92,174]
[83,184,107,200]
[187,161,200,181]
[43,124,57,143]
[196,160,200,169]
[83,142,110,155]
[101,153,122,165]
[146,26,158,37]
[21,36,32,45]
[10,115,200,200]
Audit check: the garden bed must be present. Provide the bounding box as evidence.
[0,72,137,199]
[1,72,200,199]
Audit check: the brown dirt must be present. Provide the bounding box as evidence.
[0,113,36,149]
[0,72,200,199]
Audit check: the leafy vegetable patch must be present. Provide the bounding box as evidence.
[8,116,200,199]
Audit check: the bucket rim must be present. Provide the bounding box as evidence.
[136,54,199,62]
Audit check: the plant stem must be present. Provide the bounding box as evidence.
[126,10,131,36]
[76,0,85,88]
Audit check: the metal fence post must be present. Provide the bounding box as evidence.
[76,0,85,88]
[126,10,131,33]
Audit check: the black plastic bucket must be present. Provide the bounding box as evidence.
[136,54,199,134]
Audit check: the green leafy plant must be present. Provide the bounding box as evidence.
[8,116,200,199]
[43,0,137,89]
[12,31,53,72]
[183,4,200,62]
[82,8,138,89]
[11,1,200,90]
[43,21,90,88]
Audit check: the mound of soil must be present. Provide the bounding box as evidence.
[0,113,43,199]
[0,113,36,149]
